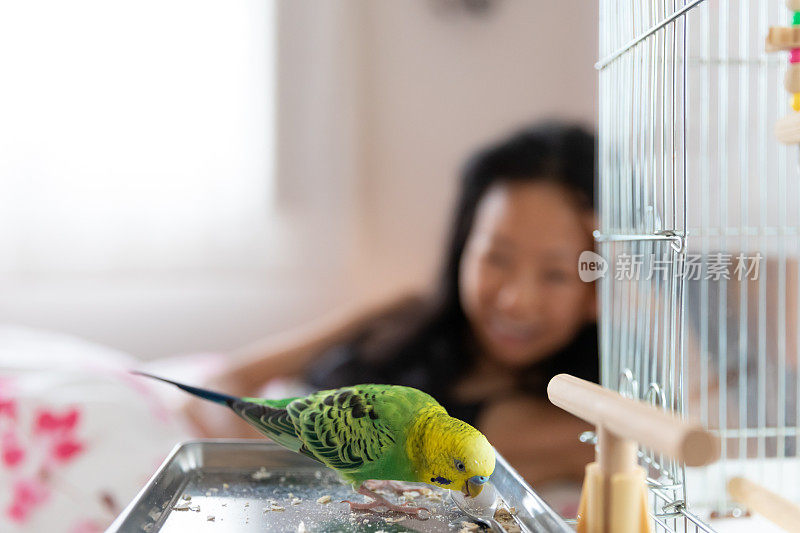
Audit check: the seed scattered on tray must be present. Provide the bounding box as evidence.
[181,494,191,501]
[222,483,229,489]
[251,467,272,480]
[494,506,522,533]
[261,499,285,512]
[495,506,516,519]
[316,495,331,504]
[271,505,285,511]
[291,497,302,505]
[459,521,481,533]
[419,487,444,501]
[296,522,308,533]
[244,502,250,507]
[313,471,322,479]
[142,523,154,532]
[206,515,215,522]
[147,508,162,521]
[171,503,200,512]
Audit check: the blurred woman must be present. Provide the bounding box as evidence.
[183,122,599,487]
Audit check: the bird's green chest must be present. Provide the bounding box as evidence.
[343,437,418,485]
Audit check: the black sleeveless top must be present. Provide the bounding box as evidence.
[305,301,599,427]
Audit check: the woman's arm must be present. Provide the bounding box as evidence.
[182,292,418,437]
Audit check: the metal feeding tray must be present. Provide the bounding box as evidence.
[107,440,572,533]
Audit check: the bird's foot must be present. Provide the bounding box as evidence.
[343,498,429,517]
[363,479,426,495]
[344,486,430,519]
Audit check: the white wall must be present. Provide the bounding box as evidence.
[0,1,598,359]
[355,0,598,292]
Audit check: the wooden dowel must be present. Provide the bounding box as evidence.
[728,477,800,533]
[596,426,637,477]
[766,27,800,53]
[547,374,719,466]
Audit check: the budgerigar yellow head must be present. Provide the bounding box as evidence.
[407,408,496,497]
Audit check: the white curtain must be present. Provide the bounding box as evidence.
[0,0,278,275]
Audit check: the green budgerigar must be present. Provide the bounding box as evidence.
[134,372,496,516]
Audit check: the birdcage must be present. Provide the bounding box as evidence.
[596,0,800,531]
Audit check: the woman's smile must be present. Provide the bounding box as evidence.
[486,315,540,346]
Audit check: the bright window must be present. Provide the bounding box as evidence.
[0,0,276,275]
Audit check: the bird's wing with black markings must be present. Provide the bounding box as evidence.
[228,398,315,458]
[287,387,397,473]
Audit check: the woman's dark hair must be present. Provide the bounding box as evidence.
[306,121,598,423]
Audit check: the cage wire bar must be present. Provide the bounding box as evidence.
[596,0,799,531]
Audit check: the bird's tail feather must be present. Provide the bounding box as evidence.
[131,371,238,406]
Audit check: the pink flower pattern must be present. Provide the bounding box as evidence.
[7,478,50,523]
[52,438,84,463]
[0,382,88,526]
[1,431,25,468]
[35,408,80,434]
[0,399,17,421]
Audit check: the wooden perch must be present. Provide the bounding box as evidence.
[547,374,720,533]
[728,477,800,533]
[548,374,719,467]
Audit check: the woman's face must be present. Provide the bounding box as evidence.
[459,180,596,368]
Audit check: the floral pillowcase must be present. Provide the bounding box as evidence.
[0,327,195,532]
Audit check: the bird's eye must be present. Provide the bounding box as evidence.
[454,459,465,472]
